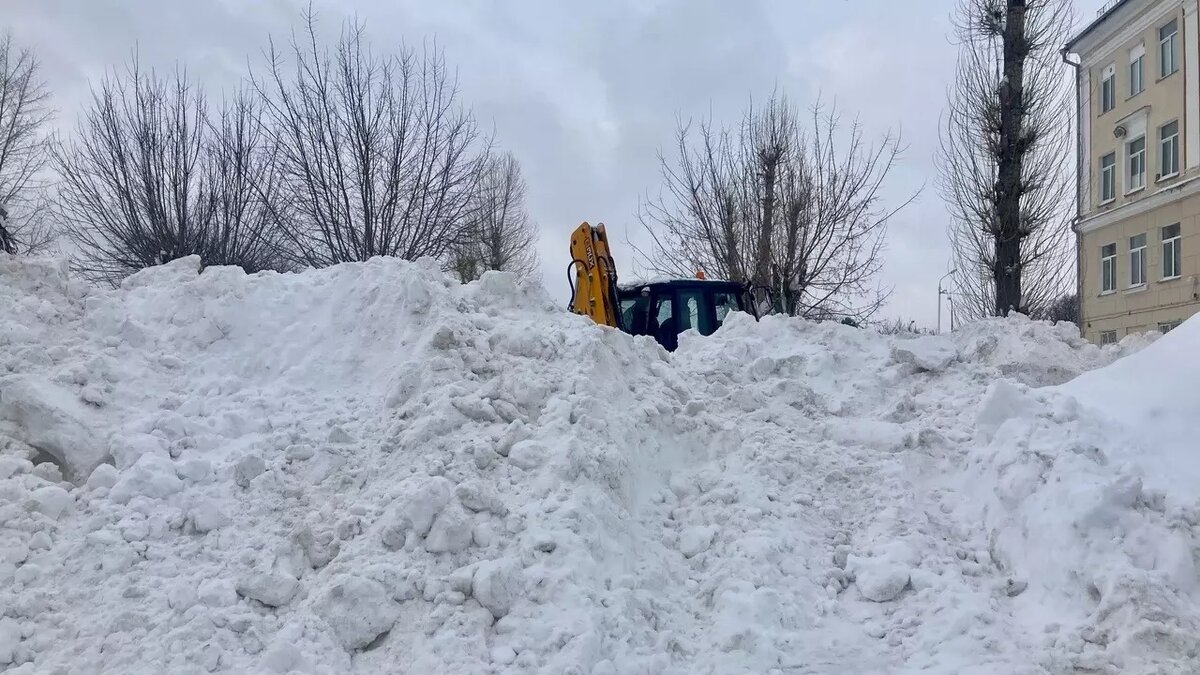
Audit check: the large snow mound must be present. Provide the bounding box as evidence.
[0,252,1196,674]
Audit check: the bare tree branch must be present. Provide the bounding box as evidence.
[937,0,1076,319]
[52,57,289,285]
[0,31,54,254]
[450,150,540,283]
[633,90,915,322]
[249,9,492,268]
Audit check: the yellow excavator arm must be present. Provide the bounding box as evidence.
[568,221,622,329]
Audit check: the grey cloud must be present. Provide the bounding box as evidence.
[6,0,1111,326]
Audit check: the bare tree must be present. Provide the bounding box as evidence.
[52,59,288,285]
[635,91,913,322]
[0,32,54,254]
[198,91,293,274]
[937,0,1075,319]
[251,10,491,268]
[1035,291,1079,324]
[451,151,540,283]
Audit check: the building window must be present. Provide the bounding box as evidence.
[1127,136,1146,191]
[1100,330,1118,345]
[1101,64,1116,113]
[1129,233,1147,286]
[1159,120,1179,178]
[1159,320,1182,333]
[1100,152,1116,202]
[1101,242,1117,293]
[1130,50,1145,96]
[1161,223,1181,279]
[1160,18,1179,78]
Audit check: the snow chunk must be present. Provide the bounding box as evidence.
[424,503,473,553]
[455,480,507,515]
[975,380,1039,442]
[0,617,18,666]
[178,458,213,483]
[0,375,107,482]
[28,485,73,520]
[198,578,237,608]
[313,575,399,651]
[108,433,167,469]
[190,500,231,533]
[233,454,266,487]
[495,420,531,457]
[31,462,62,483]
[0,457,30,480]
[508,440,549,469]
[109,453,184,504]
[448,563,479,594]
[236,572,300,608]
[383,476,454,543]
[679,525,718,558]
[472,558,524,619]
[86,464,119,490]
[848,554,911,602]
[891,339,957,372]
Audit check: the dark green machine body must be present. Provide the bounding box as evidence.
[615,279,759,352]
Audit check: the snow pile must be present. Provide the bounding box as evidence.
[1,252,1198,674]
[943,316,1200,674]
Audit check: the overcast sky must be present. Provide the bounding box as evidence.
[8,0,1111,328]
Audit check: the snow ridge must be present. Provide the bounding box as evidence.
[1,253,1196,674]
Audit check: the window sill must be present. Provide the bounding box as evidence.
[1099,290,1117,296]
[1158,68,1179,83]
[1098,197,1116,207]
[1157,172,1180,183]
[1125,283,1147,294]
[1125,185,1147,196]
[1161,275,1182,283]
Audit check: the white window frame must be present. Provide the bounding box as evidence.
[1161,223,1182,280]
[1130,44,1146,97]
[1158,320,1181,333]
[1101,63,1117,113]
[1100,152,1117,203]
[1129,233,1147,287]
[1160,18,1179,78]
[1127,135,1146,192]
[1159,120,1179,179]
[1101,242,1117,293]
[1100,330,1118,345]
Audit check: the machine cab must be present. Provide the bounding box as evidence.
[616,279,754,352]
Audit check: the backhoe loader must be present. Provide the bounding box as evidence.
[566,221,768,351]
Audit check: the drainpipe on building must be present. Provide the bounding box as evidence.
[1061,46,1084,335]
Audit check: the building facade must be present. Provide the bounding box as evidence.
[1066,0,1200,344]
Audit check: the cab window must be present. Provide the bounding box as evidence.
[713,291,741,327]
[678,289,719,335]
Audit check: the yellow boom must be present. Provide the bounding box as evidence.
[568,221,622,329]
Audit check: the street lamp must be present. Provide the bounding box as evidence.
[938,269,956,334]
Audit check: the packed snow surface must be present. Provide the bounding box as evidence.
[1,253,1197,674]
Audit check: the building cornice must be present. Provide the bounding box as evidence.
[1069,0,1181,66]
[1067,0,1137,53]
[1075,175,1200,234]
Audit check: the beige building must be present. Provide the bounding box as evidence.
[1066,0,1200,344]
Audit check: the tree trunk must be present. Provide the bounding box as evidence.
[754,151,778,287]
[995,0,1028,315]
